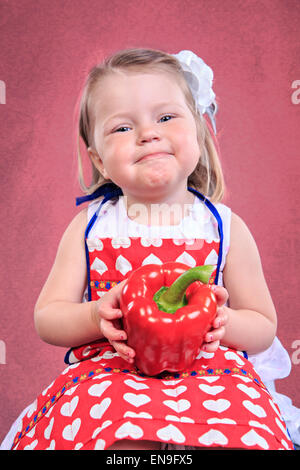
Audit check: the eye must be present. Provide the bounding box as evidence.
[114,126,131,133]
[159,115,174,123]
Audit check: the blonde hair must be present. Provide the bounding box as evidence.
[78,48,225,203]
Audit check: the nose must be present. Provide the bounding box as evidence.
[137,124,161,145]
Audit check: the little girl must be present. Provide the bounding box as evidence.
[2,48,295,450]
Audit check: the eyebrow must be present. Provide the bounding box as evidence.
[103,102,185,125]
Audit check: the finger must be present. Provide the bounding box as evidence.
[110,340,135,363]
[97,298,123,320]
[97,280,127,317]
[205,326,225,343]
[202,340,220,353]
[213,307,228,328]
[100,318,127,342]
[212,285,229,306]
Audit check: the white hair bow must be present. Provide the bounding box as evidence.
[172,50,217,134]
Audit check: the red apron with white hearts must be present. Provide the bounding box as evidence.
[11,237,294,450]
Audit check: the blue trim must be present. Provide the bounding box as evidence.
[242,350,248,359]
[64,184,122,365]
[84,186,123,301]
[76,183,123,206]
[84,212,98,302]
[187,187,224,285]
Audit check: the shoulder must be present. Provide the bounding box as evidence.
[226,212,262,269]
[57,208,88,250]
[230,212,258,248]
[65,207,88,234]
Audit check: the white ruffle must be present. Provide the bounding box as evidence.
[248,337,299,445]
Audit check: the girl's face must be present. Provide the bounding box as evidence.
[89,70,200,202]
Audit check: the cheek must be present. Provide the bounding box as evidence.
[105,139,132,161]
[176,124,200,157]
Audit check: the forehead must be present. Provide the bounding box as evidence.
[91,70,187,117]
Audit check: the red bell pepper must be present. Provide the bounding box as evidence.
[120,262,217,376]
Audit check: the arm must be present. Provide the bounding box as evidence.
[34,209,102,347]
[220,212,277,354]
[34,209,135,361]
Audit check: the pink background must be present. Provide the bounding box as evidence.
[0,0,299,443]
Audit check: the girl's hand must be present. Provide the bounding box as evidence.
[93,280,135,363]
[202,285,229,353]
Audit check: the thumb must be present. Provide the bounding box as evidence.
[212,285,229,307]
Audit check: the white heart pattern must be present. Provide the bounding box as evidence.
[115,255,132,275]
[163,399,191,413]
[175,251,196,267]
[140,238,163,247]
[44,417,54,440]
[232,374,252,383]
[156,424,186,444]
[241,429,269,450]
[123,393,151,408]
[88,381,112,397]
[207,418,236,425]
[224,351,245,366]
[92,421,112,439]
[204,249,218,266]
[45,439,56,450]
[87,238,103,252]
[248,420,274,435]
[203,399,231,413]
[275,417,290,439]
[196,350,215,360]
[60,396,79,417]
[141,254,163,265]
[161,379,183,386]
[24,439,39,450]
[162,386,187,397]
[198,384,225,396]
[236,383,260,399]
[124,411,152,419]
[268,398,282,419]
[94,439,106,450]
[165,415,195,423]
[198,429,228,446]
[112,237,131,249]
[115,421,144,440]
[196,376,220,383]
[62,418,81,441]
[90,398,111,419]
[242,400,266,418]
[124,379,149,391]
[91,257,108,275]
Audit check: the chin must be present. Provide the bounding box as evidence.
[144,166,176,188]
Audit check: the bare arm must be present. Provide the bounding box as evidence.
[34,209,135,362]
[221,212,277,354]
[34,209,102,347]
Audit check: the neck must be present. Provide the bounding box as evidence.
[122,185,195,226]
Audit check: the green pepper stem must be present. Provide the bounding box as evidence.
[154,265,215,314]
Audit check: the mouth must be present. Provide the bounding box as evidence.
[137,152,173,163]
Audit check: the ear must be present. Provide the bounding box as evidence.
[87,147,109,180]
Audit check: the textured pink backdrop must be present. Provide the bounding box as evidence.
[0,0,299,443]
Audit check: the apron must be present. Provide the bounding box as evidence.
[11,184,294,450]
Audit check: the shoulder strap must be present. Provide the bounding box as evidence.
[187,187,224,285]
[76,182,123,206]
